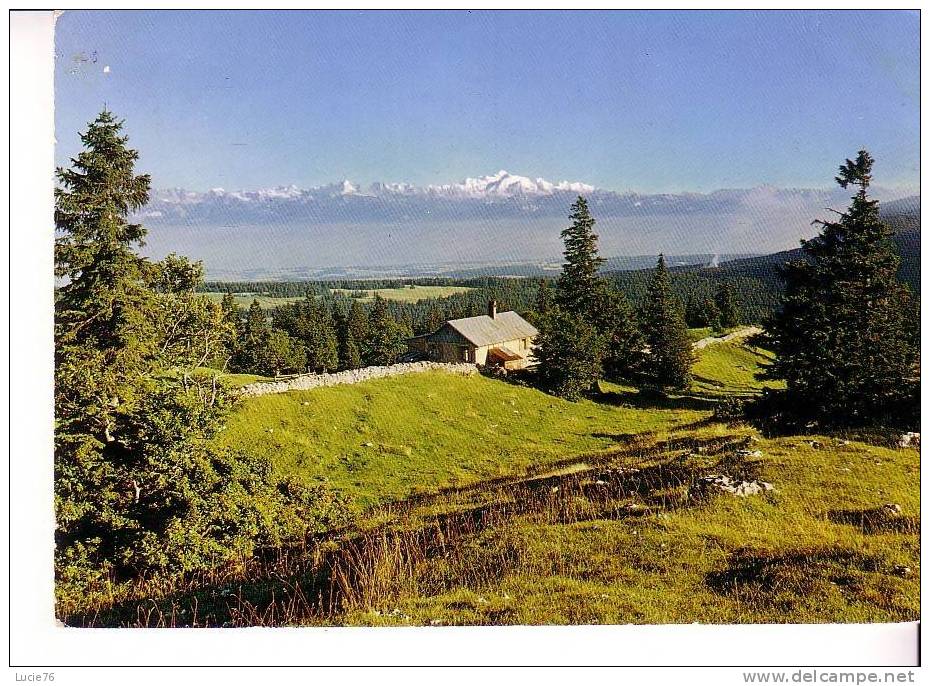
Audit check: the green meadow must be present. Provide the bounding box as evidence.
[66,337,918,626]
[330,285,474,303]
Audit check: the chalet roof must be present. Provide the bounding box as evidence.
[441,311,538,347]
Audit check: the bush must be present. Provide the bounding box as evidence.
[713,395,747,422]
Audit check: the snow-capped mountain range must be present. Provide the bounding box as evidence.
[149,170,595,208]
[141,169,913,225]
[134,170,917,278]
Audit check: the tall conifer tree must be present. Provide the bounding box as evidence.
[766,150,917,426]
[714,282,740,330]
[640,255,695,391]
[366,295,408,366]
[555,196,605,316]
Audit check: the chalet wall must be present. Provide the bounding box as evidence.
[474,337,534,365]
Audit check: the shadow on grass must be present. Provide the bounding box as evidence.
[703,547,915,619]
[828,508,920,535]
[691,373,765,397]
[673,416,727,432]
[596,388,719,412]
[701,546,920,622]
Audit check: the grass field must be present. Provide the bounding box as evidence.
[334,430,918,626]
[330,285,473,303]
[691,341,783,397]
[218,372,703,510]
[201,292,306,309]
[64,338,919,627]
[202,285,473,309]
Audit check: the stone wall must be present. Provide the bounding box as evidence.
[237,361,479,398]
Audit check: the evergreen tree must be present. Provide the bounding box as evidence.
[534,310,604,400]
[526,279,554,326]
[271,297,339,372]
[684,296,703,328]
[53,111,355,611]
[702,297,722,332]
[234,300,270,371]
[593,284,644,382]
[55,112,160,584]
[639,255,695,391]
[366,295,409,366]
[685,295,720,330]
[765,150,918,426]
[344,299,369,368]
[261,329,307,375]
[714,282,740,329]
[555,196,605,316]
[305,299,339,372]
[538,198,644,395]
[219,292,242,366]
[424,304,445,334]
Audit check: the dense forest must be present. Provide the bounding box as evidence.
[203,270,771,337]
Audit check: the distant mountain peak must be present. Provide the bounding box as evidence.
[149,170,600,206]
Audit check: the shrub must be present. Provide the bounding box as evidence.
[713,396,747,422]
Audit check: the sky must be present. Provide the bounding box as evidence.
[54,10,920,194]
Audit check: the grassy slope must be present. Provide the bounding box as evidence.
[343,433,917,626]
[219,372,702,510]
[219,338,779,511]
[83,338,914,627]
[691,342,783,397]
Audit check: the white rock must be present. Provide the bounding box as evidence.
[698,473,775,498]
[899,432,920,449]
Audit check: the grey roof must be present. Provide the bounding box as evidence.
[440,311,538,347]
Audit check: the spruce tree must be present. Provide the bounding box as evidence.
[424,304,445,334]
[702,297,722,332]
[534,310,604,400]
[684,296,703,328]
[639,255,695,391]
[366,295,409,366]
[55,112,159,582]
[345,299,369,368]
[54,112,353,605]
[538,198,644,396]
[714,282,740,329]
[766,150,917,426]
[234,299,270,371]
[594,283,644,382]
[555,196,605,316]
[219,292,241,365]
[333,302,360,370]
[305,299,339,372]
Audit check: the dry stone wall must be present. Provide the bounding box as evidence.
[237,361,478,398]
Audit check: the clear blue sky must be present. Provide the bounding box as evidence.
[55,10,919,193]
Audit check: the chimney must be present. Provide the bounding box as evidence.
[488,300,497,319]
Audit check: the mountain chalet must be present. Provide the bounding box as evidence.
[408,300,538,371]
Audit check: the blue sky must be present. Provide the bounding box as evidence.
[55,10,919,193]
